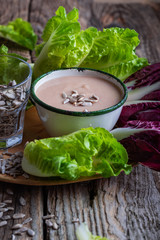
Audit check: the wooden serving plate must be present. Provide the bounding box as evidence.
[0,107,102,186]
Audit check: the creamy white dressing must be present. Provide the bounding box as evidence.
[36,75,122,111]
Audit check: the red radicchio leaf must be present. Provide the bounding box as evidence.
[120,130,160,171]
[124,63,160,90]
[117,101,160,127]
[123,120,160,130]
[141,90,160,101]
[132,109,160,121]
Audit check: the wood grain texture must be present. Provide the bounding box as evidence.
[0,0,160,240]
[29,1,160,239]
[43,166,160,240]
[0,1,43,239]
[0,182,44,239]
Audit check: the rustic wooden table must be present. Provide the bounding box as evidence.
[0,0,160,239]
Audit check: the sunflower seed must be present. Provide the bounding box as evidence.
[19,196,26,206]
[77,93,85,98]
[68,97,76,104]
[1,160,6,174]
[2,215,11,220]
[0,152,25,178]
[13,213,25,219]
[0,212,3,218]
[22,173,29,179]
[42,214,54,220]
[92,94,99,100]
[77,96,85,102]
[0,220,7,227]
[22,217,32,225]
[15,87,22,93]
[0,80,28,138]
[27,228,35,237]
[7,207,14,211]
[11,234,16,240]
[83,98,92,102]
[62,92,67,99]
[13,231,22,236]
[72,90,78,94]
[12,100,21,107]
[6,188,14,195]
[4,199,12,204]
[14,227,28,234]
[52,221,59,230]
[89,95,99,102]
[0,208,8,212]
[0,203,6,208]
[77,101,84,106]
[6,101,12,106]
[12,223,23,230]
[0,101,5,106]
[12,80,17,86]
[20,92,26,101]
[71,93,78,98]
[63,98,70,104]
[2,91,15,100]
[81,102,92,107]
[0,106,6,111]
[45,219,53,227]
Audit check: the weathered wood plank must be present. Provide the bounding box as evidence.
[0,0,160,240]
[42,165,160,240]
[0,1,44,239]
[27,1,160,240]
[0,182,44,240]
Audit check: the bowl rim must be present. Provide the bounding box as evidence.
[31,68,128,117]
[0,54,32,89]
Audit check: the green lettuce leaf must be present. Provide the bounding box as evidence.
[0,18,37,50]
[0,44,27,60]
[33,7,148,81]
[102,57,149,81]
[76,223,109,240]
[33,6,81,79]
[79,27,140,69]
[0,44,30,84]
[0,44,8,54]
[22,127,132,180]
[61,27,98,68]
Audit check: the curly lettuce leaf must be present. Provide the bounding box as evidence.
[33,6,81,79]
[0,44,27,60]
[68,27,148,80]
[0,44,30,84]
[0,18,37,50]
[22,127,131,180]
[76,27,148,80]
[61,27,98,68]
[102,57,148,81]
[33,7,148,80]
[79,28,139,68]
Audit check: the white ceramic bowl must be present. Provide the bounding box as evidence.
[31,68,127,136]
